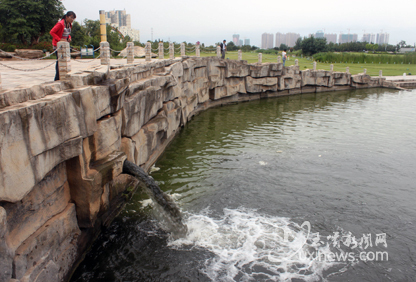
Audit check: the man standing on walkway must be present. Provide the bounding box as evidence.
[282,49,287,66]
[220,40,227,59]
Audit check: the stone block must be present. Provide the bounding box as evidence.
[225,60,250,78]
[131,128,148,166]
[246,76,278,93]
[0,207,13,282]
[131,112,168,166]
[163,101,182,139]
[209,86,227,100]
[301,70,333,87]
[226,77,246,96]
[13,204,80,281]
[0,92,83,202]
[3,163,70,251]
[122,86,164,137]
[208,58,226,89]
[14,49,43,59]
[333,72,351,85]
[66,151,126,228]
[278,72,302,91]
[0,110,35,202]
[90,110,122,162]
[121,138,135,163]
[0,89,31,109]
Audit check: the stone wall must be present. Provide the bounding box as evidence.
[0,57,396,282]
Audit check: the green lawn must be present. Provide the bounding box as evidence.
[178,51,416,76]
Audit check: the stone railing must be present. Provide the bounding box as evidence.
[0,56,399,282]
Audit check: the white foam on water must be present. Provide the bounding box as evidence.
[139,199,154,208]
[168,208,341,281]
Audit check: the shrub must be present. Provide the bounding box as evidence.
[5,44,16,52]
[32,41,53,52]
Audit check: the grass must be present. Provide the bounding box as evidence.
[161,51,416,76]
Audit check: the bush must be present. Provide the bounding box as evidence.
[32,41,53,52]
[6,44,16,52]
[313,52,416,64]
[0,43,17,52]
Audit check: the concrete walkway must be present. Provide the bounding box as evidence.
[0,58,148,91]
[1,58,416,92]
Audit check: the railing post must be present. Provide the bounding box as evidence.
[238,50,242,61]
[364,68,367,74]
[379,70,382,77]
[295,59,299,66]
[57,41,71,78]
[127,42,134,64]
[145,42,151,62]
[330,64,334,72]
[181,43,185,57]
[99,10,107,42]
[159,42,164,59]
[277,56,281,64]
[346,67,350,74]
[169,43,174,59]
[258,53,262,64]
[100,41,110,65]
[313,61,317,71]
[196,44,200,57]
[216,45,221,58]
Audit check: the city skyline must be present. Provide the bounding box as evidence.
[63,0,416,47]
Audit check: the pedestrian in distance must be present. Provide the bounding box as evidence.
[50,11,76,81]
[282,49,287,66]
[220,40,227,59]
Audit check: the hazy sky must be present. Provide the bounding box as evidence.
[63,0,416,47]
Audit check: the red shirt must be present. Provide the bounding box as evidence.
[50,19,72,47]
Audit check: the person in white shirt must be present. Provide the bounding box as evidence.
[220,40,227,59]
[282,49,287,66]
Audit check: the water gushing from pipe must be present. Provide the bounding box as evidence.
[122,160,187,238]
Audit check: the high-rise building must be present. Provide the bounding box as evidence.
[105,10,131,29]
[275,32,286,48]
[275,32,300,47]
[261,33,274,49]
[104,9,140,41]
[233,34,240,46]
[315,30,324,39]
[361,33,375,43]
[376,33,389,45]
[338,33,358,44]
[324,33,337,44]
[238,39,243,46]
[286,33,300,47]
[244,39,250,46]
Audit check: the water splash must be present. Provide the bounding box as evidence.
[169,208,341,281]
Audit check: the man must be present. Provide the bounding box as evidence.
[220,40,226,59]
[282,49,287,66]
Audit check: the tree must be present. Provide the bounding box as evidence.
[226,41,237,51]
[0,0,65,45]
[71,21,87,47]
[82,20,101,48]
[301,36,327,55]
[294,38,302,51]
[279,43,288,51]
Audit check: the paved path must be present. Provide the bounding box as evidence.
[0,58,148,91]
[384,75,416,81]
[1,58,416,92]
